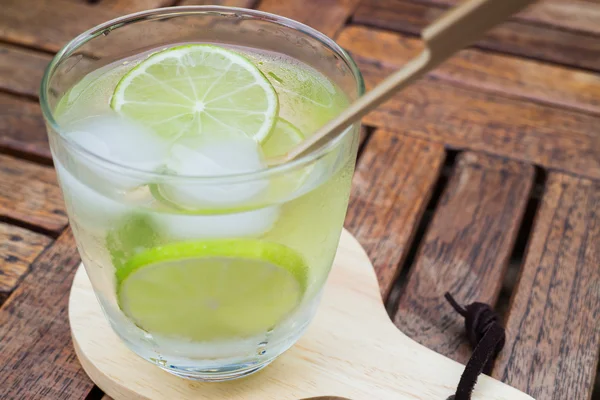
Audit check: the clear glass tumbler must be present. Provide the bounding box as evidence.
[41,6,364,381]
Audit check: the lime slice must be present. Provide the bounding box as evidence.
[254,58,349,135]
[111,44,278,143]
[261,117,304,158]
[117,239,307,341]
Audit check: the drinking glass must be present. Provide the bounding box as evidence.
[41,6,364,381]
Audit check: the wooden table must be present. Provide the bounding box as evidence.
[1,1,599,399]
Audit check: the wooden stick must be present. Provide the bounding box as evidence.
[267,0,538,166]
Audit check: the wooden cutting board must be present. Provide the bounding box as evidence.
[69,229,534,400]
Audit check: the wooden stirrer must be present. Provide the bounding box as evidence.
[266,0,537,166]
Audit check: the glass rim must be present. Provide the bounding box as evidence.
[40,5,365,183]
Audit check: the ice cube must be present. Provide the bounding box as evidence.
[160,136,269,208]
[154,206,279,241]
[55,159,130,232]
[152,136,279,239]
[64,114,170,190]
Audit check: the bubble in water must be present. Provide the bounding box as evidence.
[257,341,267,356]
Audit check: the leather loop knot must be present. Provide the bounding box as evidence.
[444,293,506,400]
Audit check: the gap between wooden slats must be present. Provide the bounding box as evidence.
[337,26,600,116]
[391,152,534,364]
[0,228,93,400]
[345,129,446,299]
[494,172,600,400]
[352,0,600,72]
[352,59,600,181]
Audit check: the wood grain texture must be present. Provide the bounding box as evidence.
[0,229,93,400]
[0,44,51,99]
[338,26,600,115]
[353,0,600,71]
[345,131,445,299]
[410,0,600,36]
[259,0,360,38]
[70,230,534,400]
[0,93,51,161]
[0,155,68,233]
[393,153,534,364]
[0,223,51,303]
[494,173,600,400]
[0,0,258,58]
[95,0,173,13]
[178,0,257,7]
[356,60,600,180]
[0,0,118,53]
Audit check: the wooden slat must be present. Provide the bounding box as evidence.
[0,223,51,303]
[0,0,257,57]
[259,0,360,38]
[356,60,600,180]
[0,93,51,161]
[410,0,600,36]
[353,0,600,71]
[0,44,51,99]
[392,153,533,363]
[338,26,600,115]
[179,0,258,7]
[0,229,93,400]
[494,173,600,400]
[96,0,173,13]
[517,0,600,36]
[0,0,119,53]
[0,155,67,233]
[63,0,255,12]
[345,130,445,298]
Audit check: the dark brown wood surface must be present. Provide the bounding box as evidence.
[345,130,445,299]
[354,0,600,71]
[0,222,51,302]
[0,155,67,234]
[0,0,120,53]
[97,0,174,13]
[393,153,534,364]
[0,1,599,399]
[180,0,258,7]
[0,44,51,99]
[259,0,360,38]
[494,173,600,400]
[0,229,93,400]
[356,60,600,180]
[411,0,600,36]
[0,94,51,162]
[338,26,600,115]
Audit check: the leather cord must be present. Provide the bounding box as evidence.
[444,293,506,400]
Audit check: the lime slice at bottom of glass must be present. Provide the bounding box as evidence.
[117,239,308,341]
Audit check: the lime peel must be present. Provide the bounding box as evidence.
[116,239,308,340]
[116,238,308,286]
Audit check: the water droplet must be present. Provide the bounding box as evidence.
[257,341,268,356]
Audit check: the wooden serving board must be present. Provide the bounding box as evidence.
[69,229,534,400]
